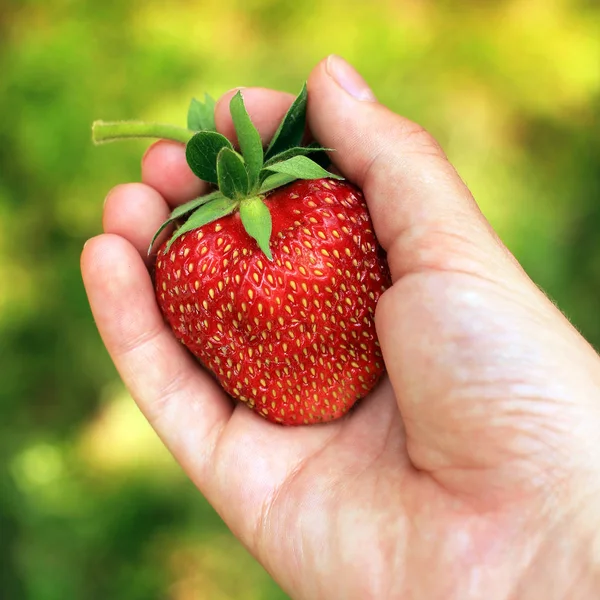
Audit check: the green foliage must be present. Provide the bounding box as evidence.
[92,120,194,144]
[187,94,217,132]
[186,131,234,184]
[1,0,599,598]
[259,172,299,194]
[216,147,249,199]
[167,194,239,251]
[263,143,333,168]
[149,190,225,253]
[230,91,264,188]
[173,86,332,256]
[262,155,343,181]
[240,197,274,260]
[265,83,308,159]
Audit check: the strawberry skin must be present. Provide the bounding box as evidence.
[155,178,390,425]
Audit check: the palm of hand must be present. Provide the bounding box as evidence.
[210,268,594,600]
[82,60,600,599]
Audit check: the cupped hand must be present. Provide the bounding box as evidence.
[81,56,600,599]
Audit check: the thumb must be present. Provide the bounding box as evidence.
[307,56,600,500]
[307,54,516,283]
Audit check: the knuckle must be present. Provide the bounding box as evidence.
[397,119,446,159]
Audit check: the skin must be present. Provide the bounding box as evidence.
[81,56,600,599]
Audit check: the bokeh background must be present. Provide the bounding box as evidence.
[1,0,599,597]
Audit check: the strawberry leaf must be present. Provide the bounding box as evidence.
[262,155,343,181]
[259,172,298,194]
[186,131,233,184]
[240,197,273,260]
[263,144,333,168]
[166,196,238,251]
[147,190,225,254]
[187,94,217,131]
[230,91,263,191]
[265,83,307,160]
[169,189,225,221]
[217,147,249,200]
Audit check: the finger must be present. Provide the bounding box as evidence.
[81,234,233,478]
[141,140,209,207]
[103,183,170,264]
[214,87,295,146]
[307,55,519,284]
[80,233,345,542]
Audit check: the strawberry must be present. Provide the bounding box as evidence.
[93,84,390,425]
[155,177,389,424]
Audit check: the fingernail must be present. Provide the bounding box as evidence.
[220,86,247,108]
[326,55,376,102]
[103,183,124,209]
[224,86,246,95]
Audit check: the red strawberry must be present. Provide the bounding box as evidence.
[155,178,390,424]
[92,83,390,425]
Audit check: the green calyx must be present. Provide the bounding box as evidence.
[92,84,343,259]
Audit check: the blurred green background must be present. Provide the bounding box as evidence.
[1,0,599,597]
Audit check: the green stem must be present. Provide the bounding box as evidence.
[92,120,194,145]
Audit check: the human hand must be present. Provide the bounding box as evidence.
[81,56,600,599]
